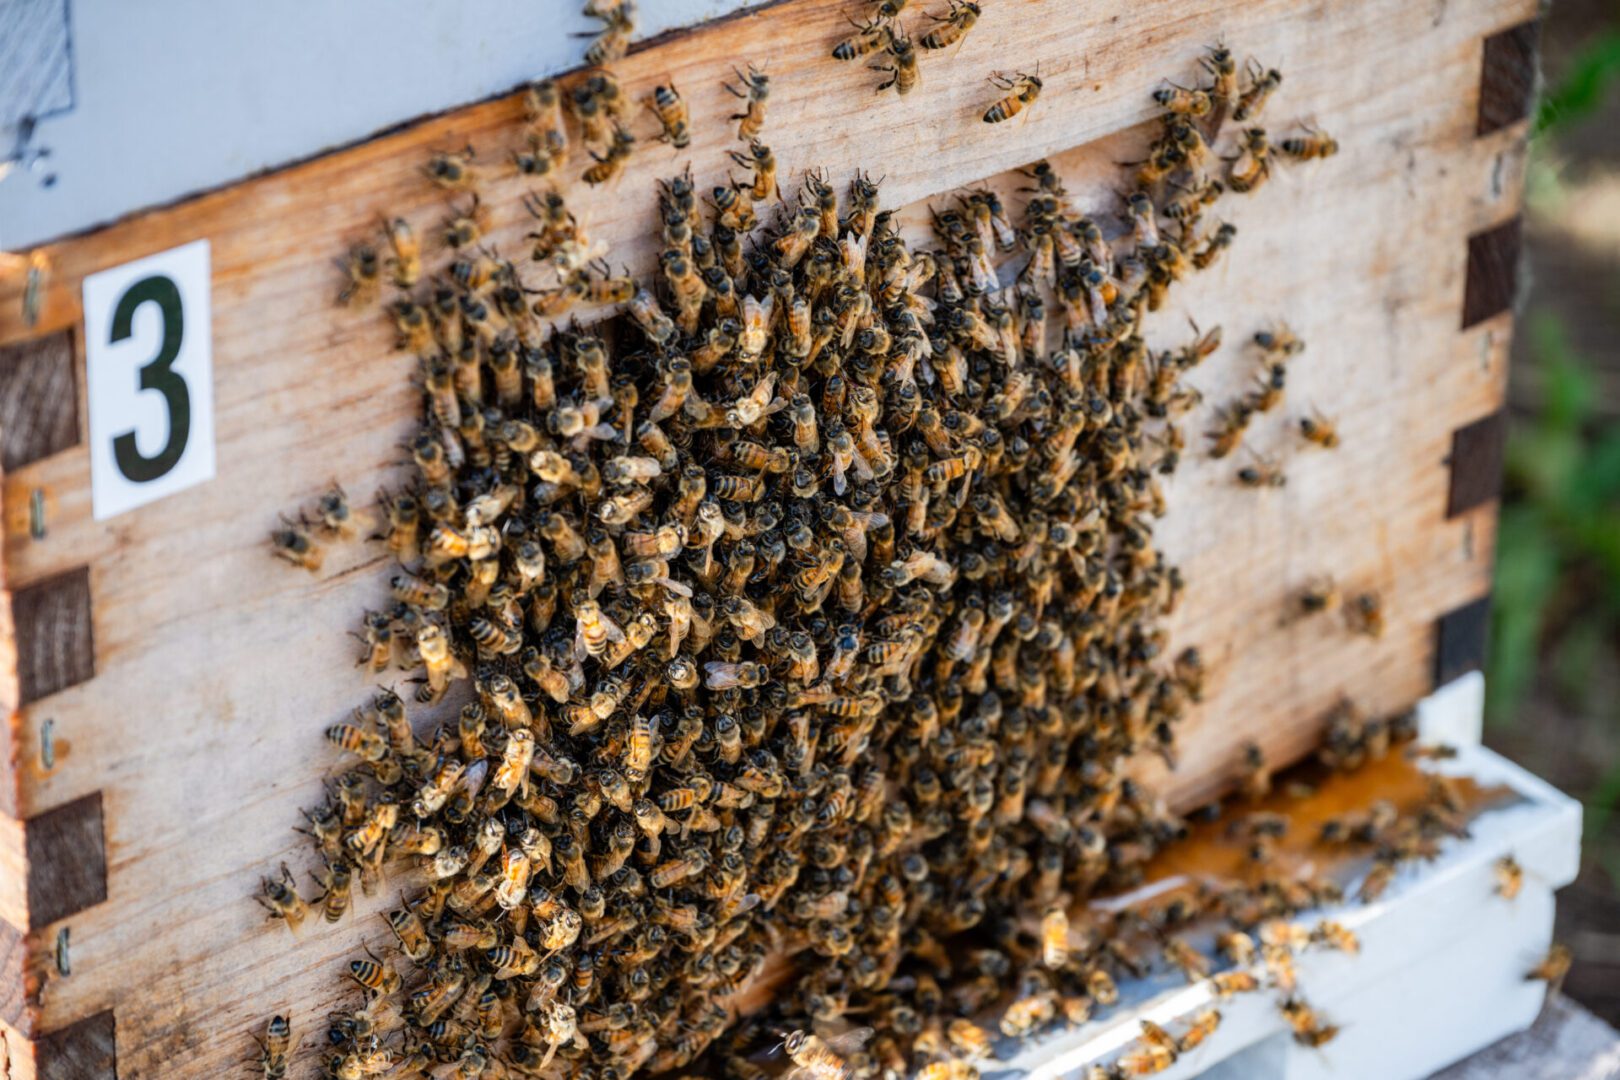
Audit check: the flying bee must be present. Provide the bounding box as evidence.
[337,243,381,307]
[1236,451,1286,489]
[984,70,1042,123]
[919,0,980,51]
[873,31,920,96]
[1299,408,1340,448]
[833,16,892,61]
[781,1027,873,1079]
[424,144,478,190]
[257,863,309,928]
[648,83,691,149]
[1281,123,1339,160]
[725,64,771,140]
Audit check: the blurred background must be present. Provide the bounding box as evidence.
[1485,0,1620,1027]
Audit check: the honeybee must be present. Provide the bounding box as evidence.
[650,847,710,888]
[1117,1042,1176,1076]
[1299,409,1340,448]
[382,217,420,288]
[337,243,381,307]
[1202,43,1238,112]
[1309,920,1360,954]
[725,64,771,140]
[1163,936,1211,981]
[1041,907,1069,968]
[1226,128,1271,193]
[270,517,323,572]
[984,71,1043,123]
[1177,1009,1221,1053]
[257,863,308,928]
[1496,855,1524,901]
[730,140,778,202]
[252,1015,292,1080]
[348,947,401,994]
[584,4,635,65]
[424,144,478,190]
[833,16,892,61]
[873,32,920,96]
[1280,998,1338,1047]
[1346,590,1385,638]
[1154,82,1212,117]
[315,858,354,922]
[1234,62,1282,122]
[1526,943,1571,987]
[781,1027,873,1078]
[916,1063,979,1080]
[1211,971,1260,997]
[1236,452,1286,488]
[648,83,691,149]
[583,123,636,186]
[1205,401,1253,458]
[919,1,980,51]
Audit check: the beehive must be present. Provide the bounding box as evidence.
[0,0,1539,1075]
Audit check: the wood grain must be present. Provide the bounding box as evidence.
[10,569,91,708]
[0,0,1538,1072]
[0,332,78,473]
[22,792,105,930]
[32,1010,115,1080]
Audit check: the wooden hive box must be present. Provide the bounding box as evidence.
[0,0,1539,1075]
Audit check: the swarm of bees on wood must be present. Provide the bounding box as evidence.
[240,0,1545,1071]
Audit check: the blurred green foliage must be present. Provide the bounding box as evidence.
[1488,315,1620,724]
[1536,29,1620,135]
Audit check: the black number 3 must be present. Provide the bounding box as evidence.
[109,274,191,483]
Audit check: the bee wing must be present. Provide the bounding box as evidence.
[817,1024,876,1055]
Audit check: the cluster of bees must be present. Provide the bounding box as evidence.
[245,0,1572,1070]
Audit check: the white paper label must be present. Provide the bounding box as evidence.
[82,239,215,520]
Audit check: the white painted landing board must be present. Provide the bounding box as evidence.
[991,674,1583,1080]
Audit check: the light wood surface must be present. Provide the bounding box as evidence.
[0,0,1534,1072]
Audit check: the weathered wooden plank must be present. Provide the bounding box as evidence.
[0,0,1539,1072]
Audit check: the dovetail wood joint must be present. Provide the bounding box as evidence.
[1462,217,1522,330]
[0,330,79,472]
[1446,409,1507,518]
[1435,594,1493,690]
[1477,19,1542,136]
[34,1010,117,1080]
[25,792,108,929]
[12,568,94,706]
